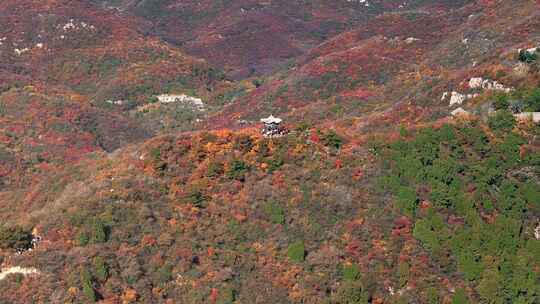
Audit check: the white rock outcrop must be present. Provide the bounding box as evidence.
[518,46,539,54]
[405,37,420,44]
[468,77,483,89]
[0,267,40,281]
[156,94,205,111]
[346,0,370,7]
[535,223,540,240]
[443,91,479,106]
[451,107,470,117]
[514,112,540,123]
[468,77,513,93]
[14,48,30,56]
[61,19,96,32]
[441,92,449,101]
[105,100,125,105]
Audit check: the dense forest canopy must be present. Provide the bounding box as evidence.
[0,0,539,303]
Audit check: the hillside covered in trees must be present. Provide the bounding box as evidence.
[0,0,539,303]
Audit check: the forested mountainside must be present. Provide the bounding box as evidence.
[89,0,473,78]
[0,0,539,303]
